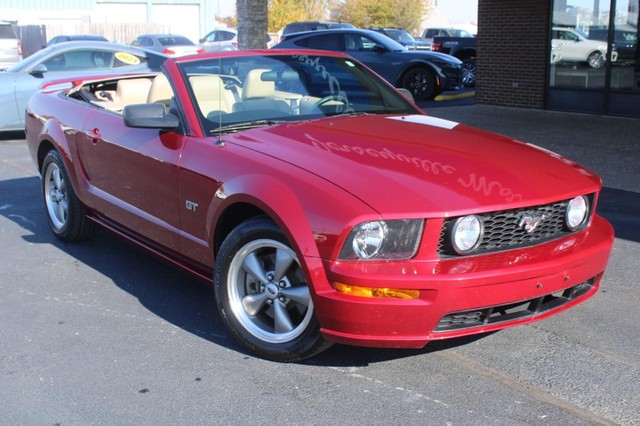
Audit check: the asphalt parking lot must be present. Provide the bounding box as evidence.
[1,104,639,425]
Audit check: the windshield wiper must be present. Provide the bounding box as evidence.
[210,119,285,135]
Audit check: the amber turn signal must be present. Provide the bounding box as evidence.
[335,282,420,299]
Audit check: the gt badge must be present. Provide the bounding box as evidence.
[185,200,199,212]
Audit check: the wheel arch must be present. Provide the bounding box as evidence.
[395,60,440,88]
[210,173,324,264]
[35,119,73,172]
[455,49,476,61]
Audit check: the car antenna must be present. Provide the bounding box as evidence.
[215,3,225,147]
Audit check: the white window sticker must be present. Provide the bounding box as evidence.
[387,115,459,130]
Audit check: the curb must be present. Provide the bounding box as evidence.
[435,90,476,102]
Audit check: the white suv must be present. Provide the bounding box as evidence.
[552,27,617,69]
[0,21,22,70]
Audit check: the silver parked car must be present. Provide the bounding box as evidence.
[131,33,203,57]
[0,41,168,132]
[0,21,23,70]
[199,28,238,52]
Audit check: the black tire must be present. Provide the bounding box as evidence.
[41,150,96,242]
[461,58,476,87]
[401,67,437,100]
[587,51,604,69]
[214,217,331,362]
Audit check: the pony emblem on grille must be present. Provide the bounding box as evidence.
[518,213,549,233]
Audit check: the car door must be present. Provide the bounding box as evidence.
[342,33,397,84]
[553,29,583,62]
[77,107,184,251]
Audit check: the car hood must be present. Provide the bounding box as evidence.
[396,50,462,64]
[226,114,601,216]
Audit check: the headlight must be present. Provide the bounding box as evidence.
[566,195,589,231]
[339,219,424,261]
[451,215,483,254]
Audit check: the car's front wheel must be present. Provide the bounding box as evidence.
[41,150,95,242]
[587,51,605,69]
[401,67,437,100]
[214,217,331,362]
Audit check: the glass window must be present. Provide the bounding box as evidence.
[344,35,378,51]
[610,0,639,91]
[179,54,420,134]
[42,50,112,70]
[549,0,612,89]
[296,34,340,50]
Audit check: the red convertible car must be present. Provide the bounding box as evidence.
[26,50,614,361]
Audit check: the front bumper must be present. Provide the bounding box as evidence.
[308,215,614,348]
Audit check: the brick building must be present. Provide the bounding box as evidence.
[476,0,639,118]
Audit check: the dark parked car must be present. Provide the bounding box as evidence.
[24,50,613,362]
[431,35,477,86]
[280,21,355,42]
[273,28,462,100]
[46,34,109,47]
[0,41,168,132]
[368,27,431,50]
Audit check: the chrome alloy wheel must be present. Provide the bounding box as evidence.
[226,239,314,344]
[43,161,69,231]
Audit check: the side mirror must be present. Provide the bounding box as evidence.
[30,64,48,77]
[372,44,386,53]
[123,103,179,130]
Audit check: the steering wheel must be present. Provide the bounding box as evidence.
[312,94,350,110]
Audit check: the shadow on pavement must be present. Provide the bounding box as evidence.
[0,174,485,365]
[598,187,640,244]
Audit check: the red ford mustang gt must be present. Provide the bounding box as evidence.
[25,50,614,361]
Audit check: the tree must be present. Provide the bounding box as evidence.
[267,0,331,32]
[334,0,432,34]
[237,0,269,49]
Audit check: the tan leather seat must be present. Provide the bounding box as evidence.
[234,69,292,113]
[189,75,235,117]
[115,78,152,107]
[147,74,173,104]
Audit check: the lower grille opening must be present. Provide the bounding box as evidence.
[435,278,596,332]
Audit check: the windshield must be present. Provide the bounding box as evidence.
[179,53,420,134]
[159,36,194,46]
[386,29,416,43]
[449,29,473,38]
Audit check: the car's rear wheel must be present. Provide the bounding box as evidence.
[214,217,331,362]
[401,67,437,100]
[587,51,605,69]
[41,150,95,242]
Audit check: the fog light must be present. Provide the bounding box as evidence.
[335,282,420,299]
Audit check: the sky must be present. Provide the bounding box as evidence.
[212,0,480,24]
[436,0,478,24]
[212,0,236,18]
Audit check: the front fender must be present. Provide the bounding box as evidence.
[211,173,322,260]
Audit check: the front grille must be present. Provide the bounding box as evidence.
[443,67,463,88]
[438,195,593,257]
[434,278,596,332]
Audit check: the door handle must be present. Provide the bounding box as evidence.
[86,128,102,144]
